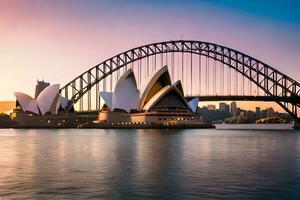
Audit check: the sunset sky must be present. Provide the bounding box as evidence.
[0,0,299,111]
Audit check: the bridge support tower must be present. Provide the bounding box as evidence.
[293,121,300,129]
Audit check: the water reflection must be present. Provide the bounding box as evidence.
[0,129,299,199]
[180,130,300,199]
[134,129,185,199]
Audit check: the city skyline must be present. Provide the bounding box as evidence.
[200,101,291,124]
[0,0,299,113]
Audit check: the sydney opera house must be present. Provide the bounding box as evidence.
[10,81,93,128]
[97,66,211,128]
[6,66,212,128]
[14,84,70,116]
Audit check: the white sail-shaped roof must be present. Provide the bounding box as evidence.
[100,91,113,110]
[52,94,61,115]
[173,80,184,96]
[98,66,194,113]
[14,92,39,114]
[142,84,190,111]
[143,86,170,111]
[139,66,171,110]
[112,68,140,112]
[60,96,70,109]
[36,84,60,115]
[188,98,199,113]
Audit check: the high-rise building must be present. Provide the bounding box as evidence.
[267,107,275,117]
[219,102,229,113]
[230,101,237,115]
[35,80,50,99]
[236,107,241,115]
[207,104,216,110]
[255,107,260,113]
[255,107,261,119]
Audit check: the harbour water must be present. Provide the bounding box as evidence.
[0,125,300,199]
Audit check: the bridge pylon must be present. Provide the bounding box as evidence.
[293,120,300,129]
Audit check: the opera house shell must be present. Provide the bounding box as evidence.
[9,83,94,128]
[99,66,204,127]
[14,84,72,116]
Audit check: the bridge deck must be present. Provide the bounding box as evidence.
[185,95,299,103]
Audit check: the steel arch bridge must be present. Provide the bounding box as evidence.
[60,40,300,122]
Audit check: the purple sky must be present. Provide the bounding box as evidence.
[0,0,299,110]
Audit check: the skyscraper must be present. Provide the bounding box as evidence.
[35,80,50,99]
[207,104,216,110]
[230,101,237,115]
[219,103,229,113]
[255,107,261,119]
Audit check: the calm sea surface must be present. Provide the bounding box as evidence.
[0,125,300,200]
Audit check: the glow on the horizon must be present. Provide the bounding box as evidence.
[199,101,283,113]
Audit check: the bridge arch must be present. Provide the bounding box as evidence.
[60,40,300,121]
